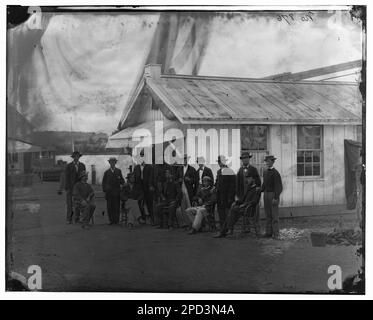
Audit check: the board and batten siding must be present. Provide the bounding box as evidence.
[268,124,358,208]
[124,92,167,128]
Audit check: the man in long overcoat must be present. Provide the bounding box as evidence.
[133,158,155,225]
[102,157,124,225]
[65,151,86,224]
[262,155,283,239]
[215,155,236,230]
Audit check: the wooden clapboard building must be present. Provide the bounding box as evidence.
[108,64,362,216]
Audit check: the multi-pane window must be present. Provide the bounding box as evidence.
[241,125,268,176]
[297,126,322,177]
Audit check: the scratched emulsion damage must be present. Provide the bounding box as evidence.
[7,10,362,134]
[349,5,366,290]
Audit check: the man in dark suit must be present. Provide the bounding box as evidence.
[133,158,155,225]
[262,155,283,239]
[236,152,261,234]
[196,156,214,186]
[102,157,124,225]
[178,154,198,227]
[155,169,182,229]
[65,151,86,224]
[214,176,261,238]
[236,152,261,202]
[215,155,236,231]
[72,171,96,230]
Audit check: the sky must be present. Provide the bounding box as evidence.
[7,9,363,134]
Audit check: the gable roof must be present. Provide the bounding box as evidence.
[120,72,362,127]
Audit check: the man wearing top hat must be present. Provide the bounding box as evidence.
[72,171,96,230]
[215,155,236,231]
[102,157,125,225]
[65,150,86,224]
[262,155,283,239]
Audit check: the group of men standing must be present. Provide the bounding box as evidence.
[63,149,283,239]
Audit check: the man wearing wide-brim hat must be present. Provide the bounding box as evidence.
[65,150,86,224]
[72,171,96,229]
[262,155,283,239]
[102,157,125,225]
[237,152,261,201]
[234,151,262,234]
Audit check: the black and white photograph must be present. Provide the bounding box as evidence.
[5,4,366,295]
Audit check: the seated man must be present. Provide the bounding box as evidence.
[155,169,182,229]
[214,176,261,238]
[120,172,143,228]
[186,176,216,235]
[72,171,96,230]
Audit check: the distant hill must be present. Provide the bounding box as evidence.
[31,131,111,154]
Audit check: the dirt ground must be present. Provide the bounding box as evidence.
[7,181,362,293]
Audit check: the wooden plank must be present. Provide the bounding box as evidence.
[332,126,346,205]
[209,81,268,119]
[280,125,293,207]
[234,83,287,120]
[344,125,357,140]
[170,79,214,118]
[215,80,275,119]
[304,84,360,120]
[178,78,226,118]
[241,82,297,120]
[119,80,145,125]
[311,84,362,117]
[204,80,251,117]
[190,80,232,118]
[313,180,325,205]
[320,85,362,118]
[275,204,355,218]
[323,125,334,205]
[149,79,205,119]
[269,125,282,178]
[202,80,253,119]
[302,181,314,206]
[285,83,339,119]
[296,180,305,206]
[160,78,208,118]
[323,86,362,118]
[291,125,298,207]
[269,83,323,119]
[254,82,310,119]
[263,60,362,81]
[246,82,305,120]
[268,125,282,205]
[147,80,195,119]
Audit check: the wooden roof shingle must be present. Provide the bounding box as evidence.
[144,74,362,125]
